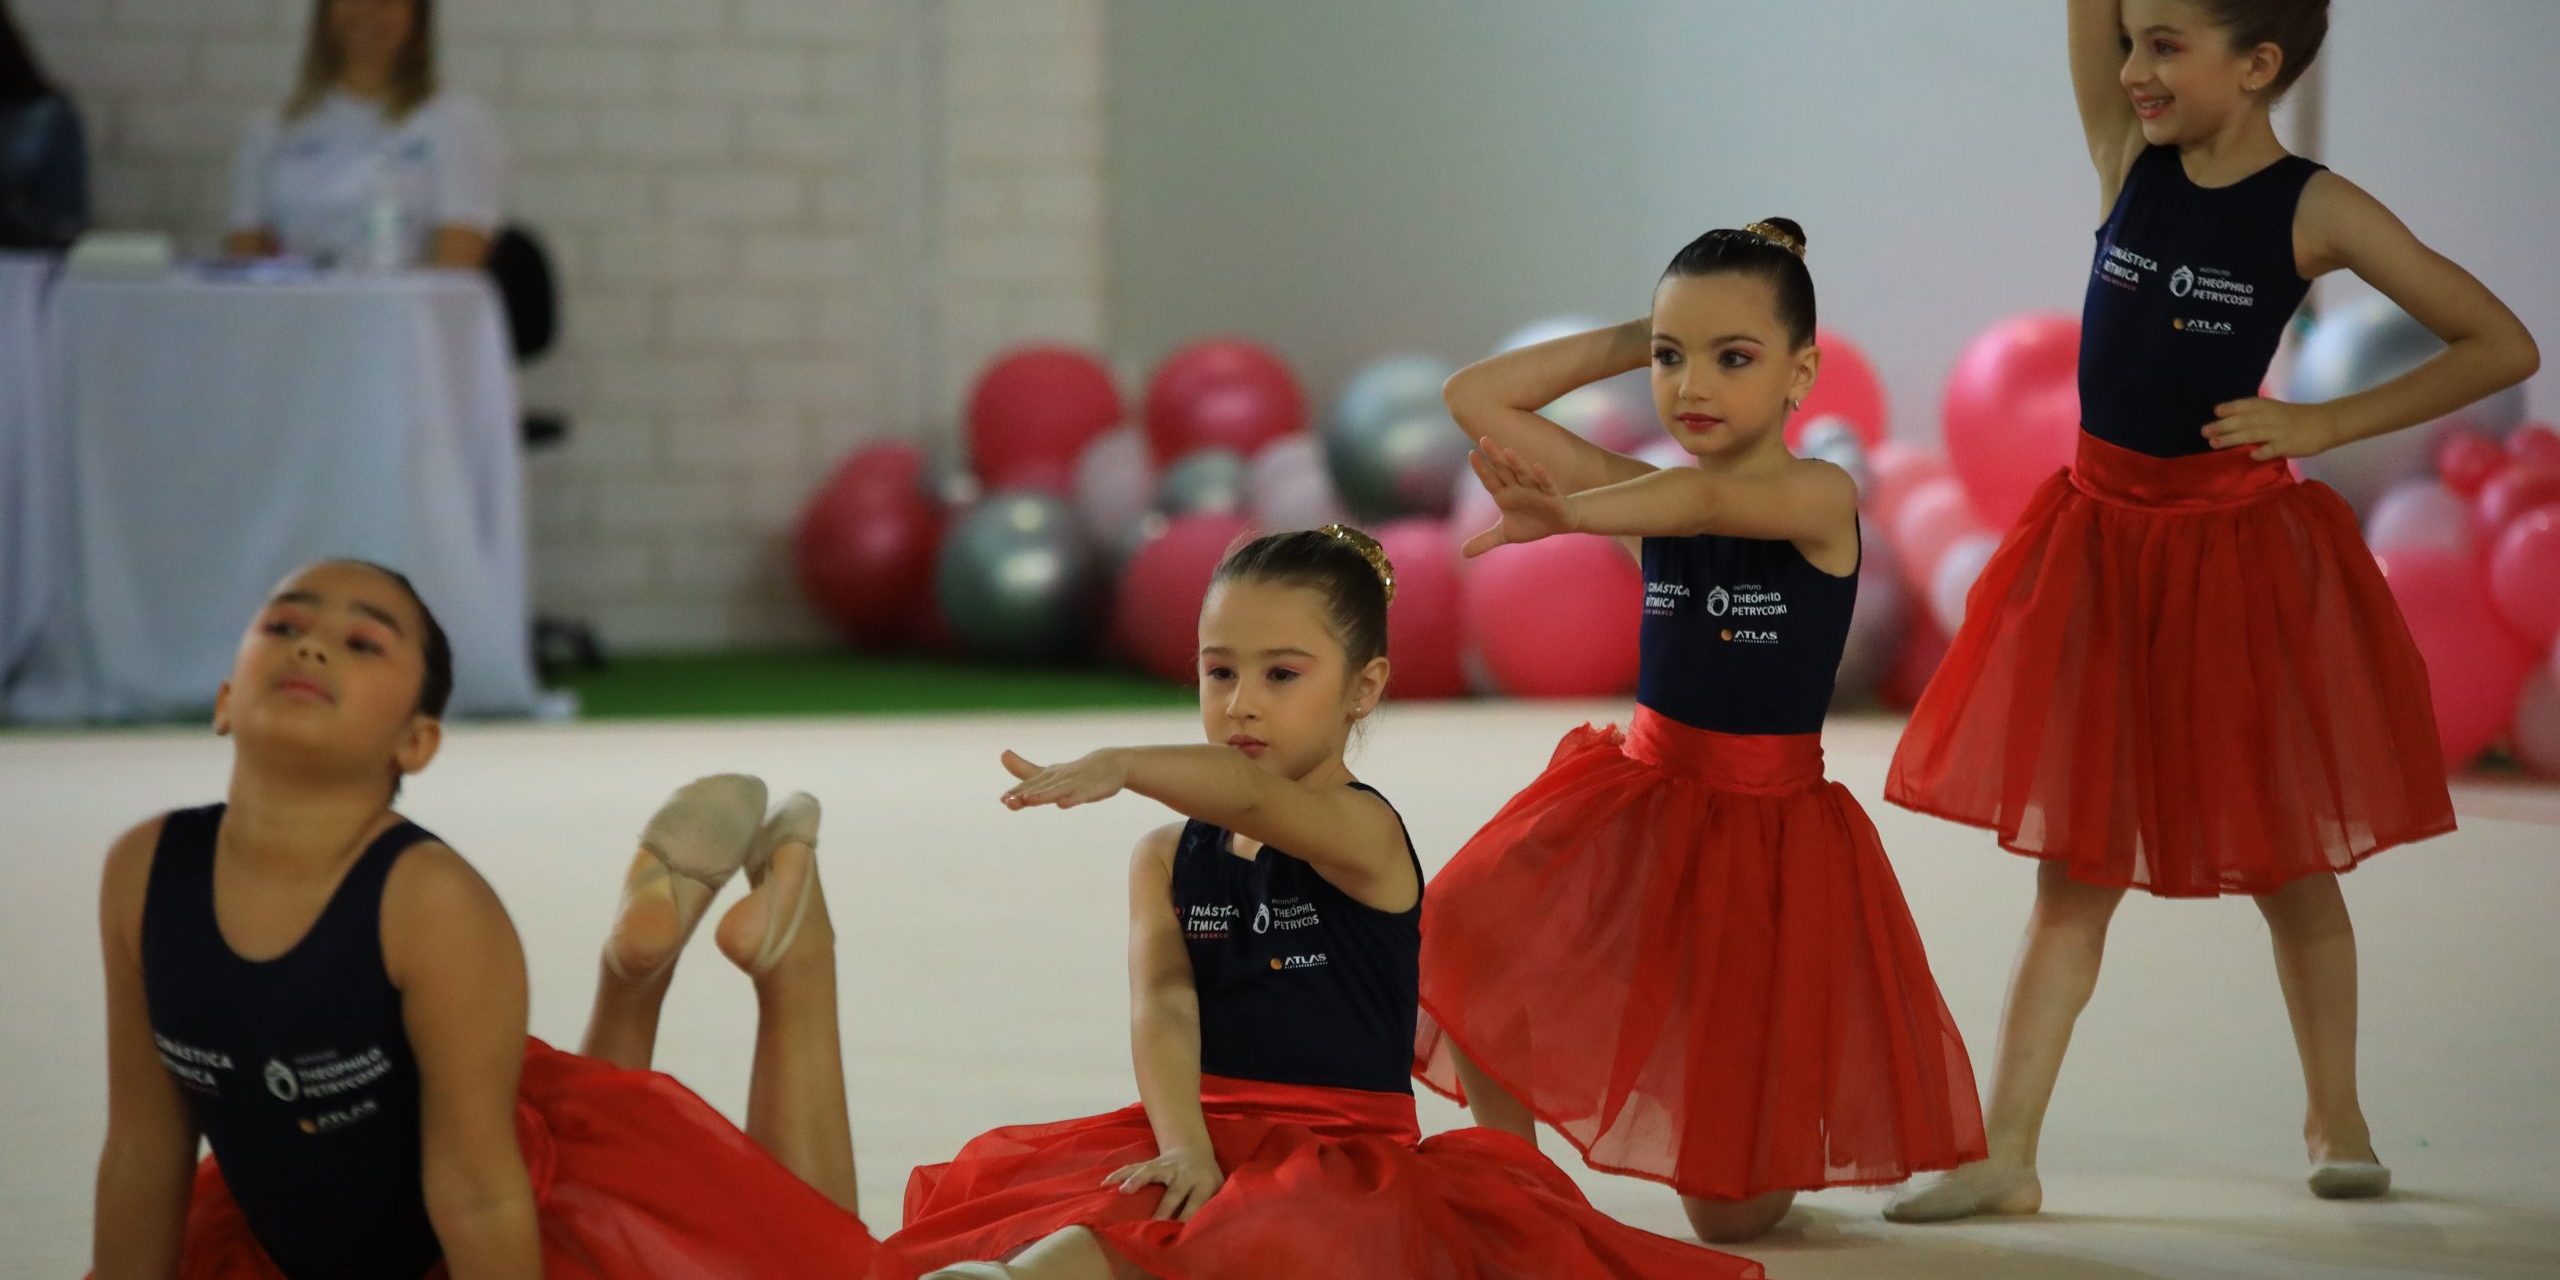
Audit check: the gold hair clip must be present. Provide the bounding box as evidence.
[1742,221,1805,259]
[1319,524,1397,605]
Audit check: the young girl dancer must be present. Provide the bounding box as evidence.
[892,528,1758,1280]
[90,559,911,1278]
[1884,0,2538,1221]
[1412,222,1987,1244]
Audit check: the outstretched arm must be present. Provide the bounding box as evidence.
[1000,748,1414,912]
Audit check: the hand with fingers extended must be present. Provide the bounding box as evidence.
[1104,1146,1226,1222]
[2203,397,2345,461]
[1000,748,1130,810]
[1461,437,1580,558]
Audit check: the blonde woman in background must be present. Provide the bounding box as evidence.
[224,0,500,271]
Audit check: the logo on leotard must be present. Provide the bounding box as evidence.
[298,1098,383,1135]
[2174,317,2235,336]
[1707,584,1787,618]
[2184,266,2258,308]
[2099,244,2153,289]
[264,1060,300,1102]
[1252,902,1271,934]
[1185,903,1238,940]
[154,1034,232,1092]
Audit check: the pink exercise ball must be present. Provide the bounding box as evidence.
[1943,314,2082,529]
[1790,326,1888,449]
[2364,479,2477,559]
[2435,428,2507,500]
[1464,537,1643,698]
[1891,476,1990,592]
[2475,465,2560,540]
[2487,505,2560,649]
[1114,513,1257,683]
[2375,548,2537,770]
[1374,519,1467,700]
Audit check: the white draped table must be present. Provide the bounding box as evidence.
[4,269,537,721]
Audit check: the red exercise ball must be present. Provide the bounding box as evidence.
[2509,422,2560,472]
[1866,440,1952,526]
[1943,314,2082,529]
[1789,326,1888,449]
[995,451,1079,498]
[1373,519,1466,700]
[828,439,928,502]
[1890,476,1989,593]
[2474,464,2560,540]
[2374,548,2537,769]
[968,346,1122,493]
[1143,338,1306,465]
[1464,537,1642,698]
[2488,505,2560,650]
[1879,614,1952,712]
[796,443,947,650]
[1446,464,1502,570]
[1115,514,1257,683]
[2434,428,2506,500]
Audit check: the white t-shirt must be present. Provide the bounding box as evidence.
[228,89,504,268]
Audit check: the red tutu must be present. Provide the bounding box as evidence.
[161,1039,910,1280]
[1413,709,1985,1200]
[892,1073,1758,1279]
[1887,431,2455,897]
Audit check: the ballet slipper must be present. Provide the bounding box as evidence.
[2308,1159,2391,1199]
[735,790,820,976]
[921,1266,1012,1279]
[604,774,765,981]
[1882,1160,2043,1224]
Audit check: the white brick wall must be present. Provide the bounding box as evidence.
[19,0,1110,652]
[935,0,1109,412]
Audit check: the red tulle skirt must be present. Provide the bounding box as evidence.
[892,1073,1760,1279]
[1413,710,1986,1200]
[161,1039,910,1280]
[1887,431,2455,897]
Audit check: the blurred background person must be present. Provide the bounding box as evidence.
[224,0,500,271]
[0,0,88,250]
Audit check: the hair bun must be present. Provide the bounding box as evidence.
[1318,524,1396,605]
[1743,218,1807,258]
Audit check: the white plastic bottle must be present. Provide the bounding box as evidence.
[362,154,405,273]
